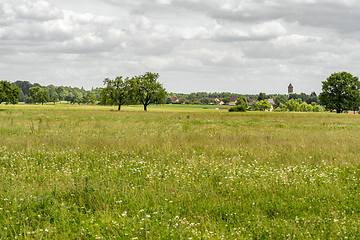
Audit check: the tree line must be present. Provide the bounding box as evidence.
[2,71,360,113]
[11,80,102,104]
[228,95,323,112]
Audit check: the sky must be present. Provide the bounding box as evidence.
[1,0,360,94]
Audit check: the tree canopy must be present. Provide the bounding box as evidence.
[29,87,50,105]
[319,72,360,113]
[0,81,20,104]
[236,96,249,109]
[100,77,136,110]
[257,92,267,101]
[100,72,166,111]
[135,72,167,111]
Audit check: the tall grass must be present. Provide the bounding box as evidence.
[0,104,360,239]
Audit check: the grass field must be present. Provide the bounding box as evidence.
[1,104,360,239]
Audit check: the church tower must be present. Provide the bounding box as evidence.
[288,83,293,94]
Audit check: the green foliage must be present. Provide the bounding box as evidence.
[252,100,271,111]
[319,72,360,113]
[286,99,300,112]
[50,93,59,104]
[222,97,230,103]
[257,92,267,101]
[274,95,288,108]
[274,103,288,112]
[135,72,167,111]
[29,87,50,105]
[199,98,215,105]
[274,100,324,112]
[76,97,83,104]
[100,73,166,111]
[13,80,103,103]
[100,77,136,110]
[86,94,97,105]
[0,81,20,104]
[235,96,249,109]
[228,105,246,112]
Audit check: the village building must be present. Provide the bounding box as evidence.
[171,97,180,102]
[229,96,238,106]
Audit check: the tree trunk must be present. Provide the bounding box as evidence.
[144,105,147,111]
[118,104,121,111]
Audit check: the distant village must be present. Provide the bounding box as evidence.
[169,83,300,111]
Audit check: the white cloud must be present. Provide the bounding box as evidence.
[14,0,63,21]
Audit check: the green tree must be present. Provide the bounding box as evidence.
[286,99,300,112]
[257,92,267,101]
[100,77,136,110]
[274,95,288,108]
[187,93,197,103]
[319,72,360,113]
[0,81,20,104]
[222,97,230,104]
[200,98,214,105]
[258,100,271,111]
[311,102,324,112]
[306,92,319,104]
[228,105,246,112]
[50,92,59,105]
[252,100,271,111]
[179,97,186,104]
[76,97,83,104]
[134,72,166,111]
[299,102,313,112]
[29,87,50,105]
[236,96,249,109]
[86,94,97,105]
[275,103,288,112]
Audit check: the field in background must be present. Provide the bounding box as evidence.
[1,104,360,239]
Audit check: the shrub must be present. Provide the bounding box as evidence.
[228,105,246,112]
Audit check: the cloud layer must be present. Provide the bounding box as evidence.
[1,0,360,93]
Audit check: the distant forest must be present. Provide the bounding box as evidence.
[11,80,318,105]
[12,81,102,104]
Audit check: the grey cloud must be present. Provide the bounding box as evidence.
[2,0,360,94]
[167,0,360,36]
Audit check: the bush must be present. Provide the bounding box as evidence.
[229,105,246,112]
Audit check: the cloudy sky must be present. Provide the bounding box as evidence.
[1,0,360,94]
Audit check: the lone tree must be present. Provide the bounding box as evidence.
[29,87,50,105]
[319,72,360,113]
[100,76,136,110]
[0,81,20,104]
[135,72,166,111]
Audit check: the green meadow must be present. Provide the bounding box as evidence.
[1,104,360,239]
